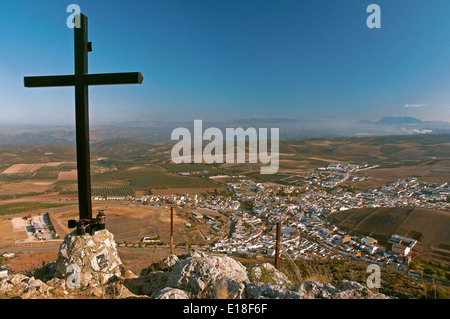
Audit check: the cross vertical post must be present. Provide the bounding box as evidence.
[23,13,143,236]
[74,13,92,221]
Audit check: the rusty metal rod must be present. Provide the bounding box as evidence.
[275,221,281,269]
[170,207,174,254]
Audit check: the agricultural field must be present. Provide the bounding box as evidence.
[1,163,62,175]
[0,202,71,216]
[158,163,228,175]
[91,166,223,197]
[56,170,77,181]
[0,180,54,197]
[48,203,229,245]
[0,133,448,201]
[330,206,450,266]
[0,162,78,199]
[0,203,229,274]
[0,159,225,199]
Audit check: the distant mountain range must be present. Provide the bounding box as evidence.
[0,116,449,145]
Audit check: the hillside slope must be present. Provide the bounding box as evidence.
[330,207,450,262]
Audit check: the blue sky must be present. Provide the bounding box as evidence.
[1,0,450,125]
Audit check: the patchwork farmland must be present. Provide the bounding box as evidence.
[0,162,225,199]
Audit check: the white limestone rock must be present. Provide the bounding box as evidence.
[245,282,302,299]
[152,287,189,299]
[291,280,391,299]
[54,229,122,288]
[333,280,391,299]
[167,250,248,298]
[248,263,292,286]
[291,281,339,299]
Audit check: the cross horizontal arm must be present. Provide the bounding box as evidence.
[24,75,75,87]
[86,72,144,85]
[24,72,143,88]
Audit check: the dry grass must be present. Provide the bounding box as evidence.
[212,280,229,299]
[280,253,333,285]
[241,253,333,287]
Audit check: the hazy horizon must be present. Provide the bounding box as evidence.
[1,1,450,126]
[0,114,449,128]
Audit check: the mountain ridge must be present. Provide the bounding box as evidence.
[1,116,449,145]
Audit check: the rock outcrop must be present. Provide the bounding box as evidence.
[0,275,50,298]
[124,250,391,299]
[0,249,393,299]
[166,250,248,299]
[291,281,339,299]
[151,287,190,299]
[248,263,292,286]
[54,229,122,288]
[245,282,303,299]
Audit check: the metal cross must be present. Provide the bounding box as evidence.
[24,13,143,225]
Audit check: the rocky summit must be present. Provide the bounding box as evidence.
[54,229,122,288]
[0,248,393,299]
